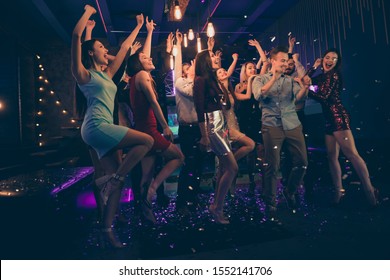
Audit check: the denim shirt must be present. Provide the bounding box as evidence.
[252,73,301,130]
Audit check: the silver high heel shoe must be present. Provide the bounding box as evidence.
[95,174,125,205]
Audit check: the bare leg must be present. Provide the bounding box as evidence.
[96,129,153,246]
[233,136,255,161]
[210,152,238,223]
[333,130,377,206]
[146,144,184,202]
[324,134,344,203]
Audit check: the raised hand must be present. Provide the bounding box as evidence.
[136,14,144,27]
[248,39,260,48]
[130,41,142,55]
[145,16,156,33]
[166,32,174,53]
[292,53,300,62]
[84,5,96,14]
[176,30,183,45]
[86,20,96,30]
[288,36,296,48]
[232,53,238,60]
[288,36,296,53]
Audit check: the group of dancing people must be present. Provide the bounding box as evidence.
[71,5,379,248]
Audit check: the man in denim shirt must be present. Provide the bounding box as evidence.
[252,46,310,218]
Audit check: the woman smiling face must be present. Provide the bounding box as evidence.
[322,52,338,73]
[216,68,228,81]
[139,52,155,71]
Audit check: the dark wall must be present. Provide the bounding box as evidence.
[0,35,19,146]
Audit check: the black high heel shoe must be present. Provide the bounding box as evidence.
[141,199,157,224]
[100,228,126,249]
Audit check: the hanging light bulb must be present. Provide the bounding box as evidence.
[197,34,202,53]
[172,44,178,57]
[188,29,194,40]
[206,22,215,37]
[174,1,182,20]
[170,55,174,70]
[184,33,188,47]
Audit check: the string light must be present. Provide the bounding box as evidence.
[188,29,195,40]
[169,55,174,70]
[33,54,78,148]
[206,22,215,37]
[173,1,182,20]
[197,34,202,53]
[184,33,188,47]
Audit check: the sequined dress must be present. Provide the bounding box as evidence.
[221,93,245,141]
[307,68,350,135]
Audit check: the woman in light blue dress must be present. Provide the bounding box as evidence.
[71,5,153,248]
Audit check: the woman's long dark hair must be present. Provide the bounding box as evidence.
[126,52,144,77]
[76,39,98,118]
[81,39,97,69]
[195,50,228,107]
[126,52,158,100]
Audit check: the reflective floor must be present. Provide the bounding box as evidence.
[1,141,390,260]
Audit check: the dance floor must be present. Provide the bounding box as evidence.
[1,141,390,260]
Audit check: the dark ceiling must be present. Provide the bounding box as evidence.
[1,0,299,54]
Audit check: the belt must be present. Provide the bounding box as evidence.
[179,122,198,127]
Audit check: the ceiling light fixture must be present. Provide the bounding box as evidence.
[188,29,195,40]
[184,33,188,47]
[197,34,202,53]
[206,22,215,37]
[174,1,182,20]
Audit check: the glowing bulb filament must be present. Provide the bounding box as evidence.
[174,4,182,20]
[188,29,194,40]
[197,37,202,53]
[206,22,215,37]
[184,33,188,47]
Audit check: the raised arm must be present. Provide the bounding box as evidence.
[226,53,238,78]
[84,19,95,41]
[174,31,183,82]
[142,16,156,58]
[71,5,96,85]
[288,36,296,54]
[214,50,222,68]
[248,39,268,70]
[106,14,144,78]
[207,37,215,51]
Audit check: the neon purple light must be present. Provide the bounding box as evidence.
[50,167,94,195]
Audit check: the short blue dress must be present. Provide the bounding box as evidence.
[78,70,128,159]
